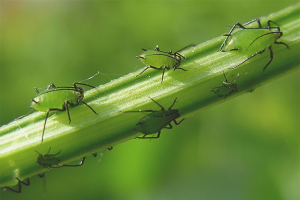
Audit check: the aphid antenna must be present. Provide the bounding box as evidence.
[77,71,100,84]
[148,97,165,111]
[168,97,178,110]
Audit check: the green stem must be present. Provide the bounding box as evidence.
[0,3,299,187]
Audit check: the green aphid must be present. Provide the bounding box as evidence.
[136,45,187,82]
[4,177,30,193]
[211,71,239,99]
[220,19,289,71]
[123,97,185,139]
[35,147,94,169]
[31,73,99,142]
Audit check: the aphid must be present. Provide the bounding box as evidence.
[123,97,185,139]
[35,147,93,169]
[31,73,99,142]
[4,177,30,193]
[220,19,289,71]
[136,45,187,82]
[211,71,239,98]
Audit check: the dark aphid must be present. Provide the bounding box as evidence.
[35,147,96,169]
[123,97,185,139]
[35,147,62,169]
[31,72,99,142]
[4,177,30,193]
[220,19,289,71]
[212,71,239,99]
[136,45,187,82]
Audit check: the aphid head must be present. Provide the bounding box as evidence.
[35,150,43,164]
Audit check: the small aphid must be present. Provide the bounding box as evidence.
[31,73,99,142]
[123,97,185,139]
[212,71,239,99]
[35,147,94,169]
[136,45,187,82]
[220,19,289,71]
[4,177,30,193]
[35,147,62,169]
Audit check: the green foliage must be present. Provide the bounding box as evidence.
[0,1,299,200]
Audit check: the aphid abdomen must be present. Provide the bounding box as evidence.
[225,29,280,56]
[31,90,80,112]
[135,110,180,135]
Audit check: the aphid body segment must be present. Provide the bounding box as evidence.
[124,97,185,139]
[212,71,239,99]
[31,81,98,142]
[136,45,187,82]
[220,19,289,71]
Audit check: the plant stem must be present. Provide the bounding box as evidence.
[0,3,299,187]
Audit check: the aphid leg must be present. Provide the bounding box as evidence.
[93,153,98,157]
[231,49,265,70]
[31,99,38,103]
[137,66,162,76]
[63,157,86,167]
[274,41,290,50]
[174,67,187,71]
[161,66,169,83]
[137,131,161,139]
[243,18,261,28]
[107,147,113,150]
[223,71,239,84]
[46,150,62,157]
[222,71,229,83]
[173,118,185,125]
[80,101,98,115]
[267,20,280,29]
[38,173,45,178]
[41,108,67,142]
[168,98,178,110]
[263,46,273,71]
[149,97,165,111]
[220,22,246,51]
[74,82,95,88]
[47,84,56,90]
[164,123,173,129]
[5,177,30,193]
[64,101,72,124]
[221,19,263,51]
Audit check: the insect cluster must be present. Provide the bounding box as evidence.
[4,18,289,193]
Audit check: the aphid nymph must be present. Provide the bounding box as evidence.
[35,147,96,169]
[31,73,99,142]
[123,97,185,139]
[220,19,289,71]
[136,45,187,82]
[211,71,239,99]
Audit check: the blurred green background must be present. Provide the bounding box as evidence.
[0,1,299,200]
